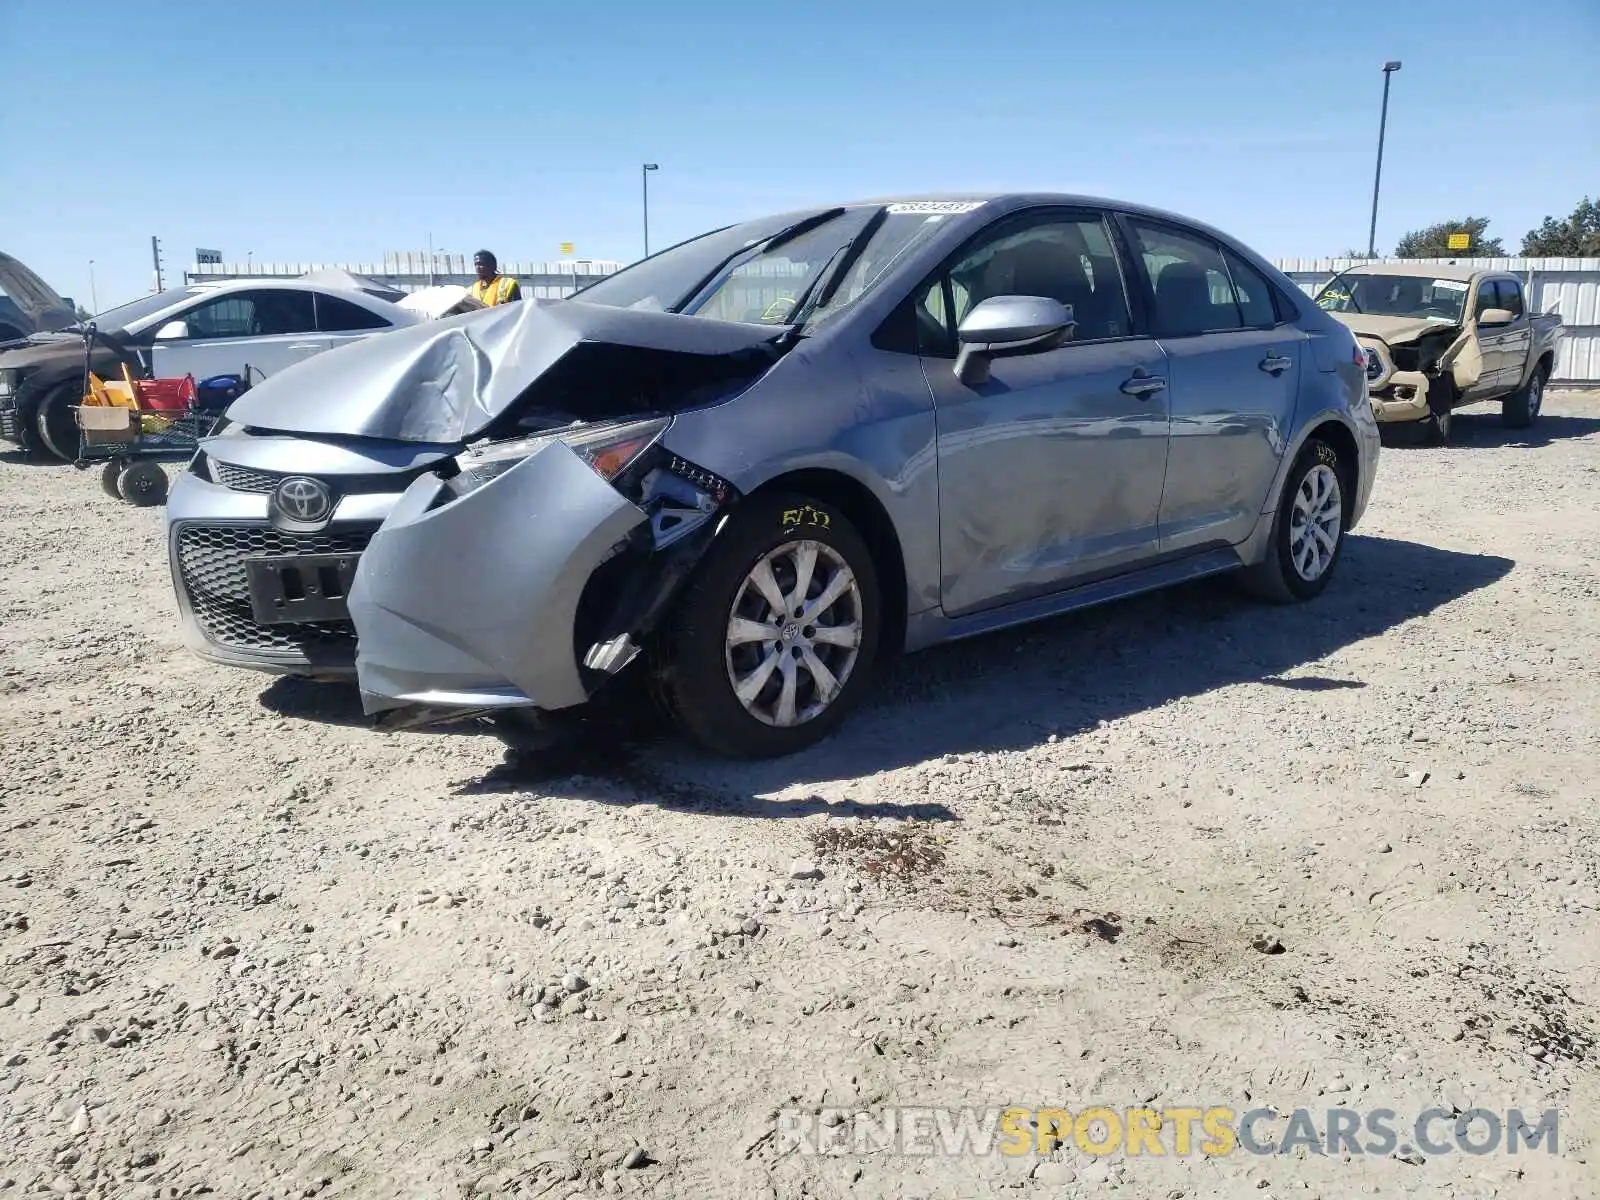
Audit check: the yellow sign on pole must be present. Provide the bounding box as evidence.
[558,242,575,255]
[1446,232,1470,250]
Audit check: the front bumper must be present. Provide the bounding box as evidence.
[348,439,648,717]
[166,467,403,678]
[1367,368,1433,423]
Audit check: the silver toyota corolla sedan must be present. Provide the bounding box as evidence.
[166,193,1380,758]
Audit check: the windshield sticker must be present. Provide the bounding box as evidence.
[886,201,985,214]
[1431,280,1469,291]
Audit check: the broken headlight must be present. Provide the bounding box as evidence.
[446,416,670,498]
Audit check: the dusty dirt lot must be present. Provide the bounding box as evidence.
[2,394,1599,1200]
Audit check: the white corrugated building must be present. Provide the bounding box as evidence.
[183,252,1600,386]
[186,252,623,301]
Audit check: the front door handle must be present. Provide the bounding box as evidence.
[1120,371,1166,397]
[1260,353,1292,375]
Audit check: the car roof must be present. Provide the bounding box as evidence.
[180,277,420,319]
[746,191,1279,260]
[1335,262,1488,283]
[189,277,390,297]
[818,190,1243,221]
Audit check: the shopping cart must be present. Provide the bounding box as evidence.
[73,361,249,505]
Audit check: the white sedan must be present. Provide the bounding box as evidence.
[0,278,422,460]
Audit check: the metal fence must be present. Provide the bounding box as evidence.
[1274,257,1600,386]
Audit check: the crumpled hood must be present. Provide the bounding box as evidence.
[222,297,790,443]
[1330,313,1460,345]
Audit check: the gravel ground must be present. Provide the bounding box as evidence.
[2,392,1598,1200]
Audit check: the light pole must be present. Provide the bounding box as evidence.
[642,163,659,258]
[1367,60,1401,259]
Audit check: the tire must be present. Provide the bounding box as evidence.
[650,491,882,759]
[1239,438,1348,604]
[99,459,125,498]
[1419,399,1452,445]
[1501,363,1546,429]
[116,460,168,506]
[34,384,80,462]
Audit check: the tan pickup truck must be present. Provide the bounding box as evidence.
[1312,262,1562,443]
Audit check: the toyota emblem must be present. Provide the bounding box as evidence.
[275,476,333,522]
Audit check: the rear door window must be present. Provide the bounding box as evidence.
[1220,248,1279,328]
[315,293,393,332]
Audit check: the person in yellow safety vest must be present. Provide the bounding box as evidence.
[470,250,522,306]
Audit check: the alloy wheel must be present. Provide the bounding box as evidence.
[723,540,864,727]
[1288,463,1342,582]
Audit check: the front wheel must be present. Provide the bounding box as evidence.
[34,384,80,462]
[1501,365,1546,429]
[651,492,882,758]
[1239,438,1347,603]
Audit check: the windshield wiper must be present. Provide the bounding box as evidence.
[674,207,847,314]
[777,245,850,331]
[787,206,889,332]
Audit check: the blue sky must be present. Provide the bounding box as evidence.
[2,0,1596,311]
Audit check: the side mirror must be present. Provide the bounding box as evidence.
[954,296,1075,386]
[154,319,189,340]
[1477,307,1514,326]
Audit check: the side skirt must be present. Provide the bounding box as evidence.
[904,547,1244,652]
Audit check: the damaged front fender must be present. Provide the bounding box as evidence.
[348,435,740,729]
[349,438,648,717]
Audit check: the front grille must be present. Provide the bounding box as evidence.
[213,461,279,493]
[175,522,375,655]
[0,406,22,442]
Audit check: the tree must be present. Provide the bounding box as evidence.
[75,304,93,320]
[1394,217,1504,258]
[1521,197,1600,256]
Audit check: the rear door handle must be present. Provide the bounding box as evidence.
[1260,353,1292,374]
[1120,372,1166,397]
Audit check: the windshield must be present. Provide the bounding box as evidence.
[69,285,205,333]
[1315,273,1469,322]
[571,205,954,330]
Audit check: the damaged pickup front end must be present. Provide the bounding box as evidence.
[1347,318,1479,425]
[326,300,779,735]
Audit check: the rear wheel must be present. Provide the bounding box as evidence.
[1239,438,1347,603]
[34,384,80,462]
[651,492,882,758]
[116,460,168,506]
[1501,364,1546,429]
[99,459,124,498]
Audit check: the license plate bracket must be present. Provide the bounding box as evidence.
[245,553,361,624]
